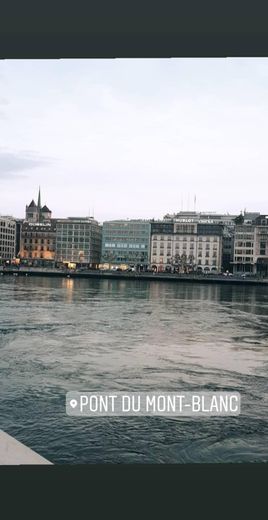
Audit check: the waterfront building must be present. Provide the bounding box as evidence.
[55,217,102,267]
[15,219,23,257]
[222,228,235,272]
[101,220,151,270]
[0,216,16,263]
[163,210,237,227]
[232,214,268,275]
[162,211,238,272]
[19,189,56,267]
[150,219,223,273]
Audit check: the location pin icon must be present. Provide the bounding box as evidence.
[70,399,77,409]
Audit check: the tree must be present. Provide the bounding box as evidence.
[234,213,244,225]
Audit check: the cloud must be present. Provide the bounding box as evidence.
[0,149,51,179]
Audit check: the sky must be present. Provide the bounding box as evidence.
[0,58,268,222]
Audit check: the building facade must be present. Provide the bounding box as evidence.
[150,219,223,273]
[233,215,268,275]
[15,219,23,257]
[0,216,16,262]
[19,189,56,266]
[101,220,151,269]
[55,217,102,267]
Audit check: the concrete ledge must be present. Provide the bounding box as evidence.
[0,430,52,465]
[1,268,268,285]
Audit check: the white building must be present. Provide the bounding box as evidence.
[0,216,16,262]
[150,220,223,273]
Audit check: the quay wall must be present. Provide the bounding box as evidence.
[1,268,268,285]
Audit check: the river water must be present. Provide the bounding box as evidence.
[0,276,267,463]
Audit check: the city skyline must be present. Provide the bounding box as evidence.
[1,58,268,220]
[0,185,265,223]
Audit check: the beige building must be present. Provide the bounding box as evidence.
[150,221,223,273]
[19,189,56,266]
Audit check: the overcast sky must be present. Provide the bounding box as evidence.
[0,58,268,222]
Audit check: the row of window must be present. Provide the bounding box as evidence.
[104,243,147,249]
[23,246,53,251]
[234,257,252,262]
[57,238,91,244]
[235,234,254,239]
[0,238,15,243]
[154,243,218,249]
[24,239,51,244]
[152,236,218,242]
[152,257,218,266]
[56,231,92,240]
[155,251,217,258]
[235,249,253,255]
[58,224,97,230]
[235,241,253,247]
[0,223,15,229]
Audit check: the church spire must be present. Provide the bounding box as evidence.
[37,187,42,223]
[37,186,41,209]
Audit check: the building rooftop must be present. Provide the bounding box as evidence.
[28,199,37,208]
[42,205,51,212]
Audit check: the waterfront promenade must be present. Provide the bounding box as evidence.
[1,267,268,285]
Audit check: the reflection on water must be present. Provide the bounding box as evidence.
[0,276,268,463]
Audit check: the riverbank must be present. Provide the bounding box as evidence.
[1,268,268,285]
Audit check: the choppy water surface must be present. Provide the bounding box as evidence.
[0,276,268,463]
